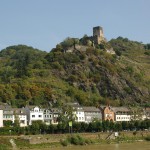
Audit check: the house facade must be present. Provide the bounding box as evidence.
[100,106,115,122]
[74,107,85,122]
[83,107,102,123]
[72,103,85,122]
[3,105,15,123]
[13,108,27,127]
[51,108,60,125]
[43,109,53,125]
[0,104,149,128]
[112,107,131,122]
[24,106,44,125]
[0,109,3,127]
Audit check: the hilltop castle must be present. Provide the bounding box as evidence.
[93,26,106,44]
[63,26,115,54]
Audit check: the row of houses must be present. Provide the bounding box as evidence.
[0,103,150,128]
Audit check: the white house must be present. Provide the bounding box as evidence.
[112,107,131,122]
[67,103,85,122]
[24,106,44,125]
[0,108,3,127]
[13,108,27,127]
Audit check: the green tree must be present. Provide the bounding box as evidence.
[3,120,13,127]
[61,37,74,48]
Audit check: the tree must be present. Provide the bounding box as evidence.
[102,120,110,131]
[16,52,30,77]
[3,120,13,127]
[122,121,129,130]
[61,37,74,49]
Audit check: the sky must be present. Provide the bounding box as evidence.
[0,0,150,52]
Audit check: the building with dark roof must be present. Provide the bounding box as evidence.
[83,106,102,123]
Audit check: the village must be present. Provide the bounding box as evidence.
[0,102,150,128]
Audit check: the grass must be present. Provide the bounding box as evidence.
[0,131,149,149]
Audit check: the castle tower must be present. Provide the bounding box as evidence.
[93,26,105,44]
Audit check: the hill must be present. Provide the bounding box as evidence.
[0,38,149,108]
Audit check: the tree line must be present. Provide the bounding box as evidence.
[0,119,149,135]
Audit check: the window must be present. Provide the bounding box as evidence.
[35,109,38,112]
[32,115,35,118]
[21,120,25,124]
[39,115,42,118]
[53,119,57,123]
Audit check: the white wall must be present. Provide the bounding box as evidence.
[18,115,27,127]
[0,110,3,127]
[115,114,131,122]
[29,107,44,125]
[75,111,85,122]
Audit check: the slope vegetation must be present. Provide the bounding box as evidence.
[0,38,149,107]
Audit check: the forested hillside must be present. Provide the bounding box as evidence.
[0,37,149,108]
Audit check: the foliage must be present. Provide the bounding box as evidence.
[0,119,150,136]
[3,120,13,127]
[144,43,150,50]
[61,37,79,49]
[0,36,149,107]
[60,139,69,146]
[145,135,150,141]
[144,51,150,55]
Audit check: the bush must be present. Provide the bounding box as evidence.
[0,144,9,150]
[60,139,69,146]
[77,135,85,145]
[144,51,150,55]
[51,62,62,70]
[67,135,86,145]
[145,135,150,141]
[70,135,80,145]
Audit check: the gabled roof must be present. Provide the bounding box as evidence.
[111,107,130,113]
[25,105,42,110]
[13,108,27,115]
[0,104,12,111]
[51,108,61,113]
[83,106,101,112]
[99,105,107,110]
[66,102,80,107]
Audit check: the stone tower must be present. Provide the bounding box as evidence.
[93,26,105,44]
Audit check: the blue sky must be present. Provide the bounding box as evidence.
[0,0,150,52]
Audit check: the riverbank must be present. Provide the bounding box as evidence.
[0,131,149,150]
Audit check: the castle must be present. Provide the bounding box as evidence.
[93,26,106,44]
[63,26,115,54]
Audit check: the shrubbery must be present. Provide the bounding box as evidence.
[0,119,149,136]
[60,135,93,146]
[145,135,150,141]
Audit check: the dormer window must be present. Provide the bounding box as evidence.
[35,109,38,112]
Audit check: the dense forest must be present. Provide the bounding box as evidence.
[0,37,150,108]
